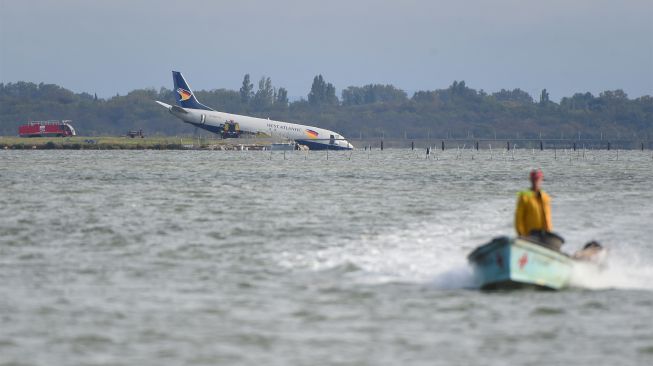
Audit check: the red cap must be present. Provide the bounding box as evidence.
[530,169,544,181]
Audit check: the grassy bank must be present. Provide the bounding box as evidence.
[0,136,271,150]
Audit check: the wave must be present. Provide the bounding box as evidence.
[570,246,653,290]
[276,215,496,289]
[278,216,653,291]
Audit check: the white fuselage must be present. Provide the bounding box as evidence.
[161,103,354,150]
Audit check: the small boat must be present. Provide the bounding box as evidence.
[467,235,605,290]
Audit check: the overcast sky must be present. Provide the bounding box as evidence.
[1,0,652,101]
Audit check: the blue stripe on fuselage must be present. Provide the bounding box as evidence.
[186,122,224,135]
[295,139,351,150]
[181,127,350,150]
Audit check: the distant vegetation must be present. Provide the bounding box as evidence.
[1,76,651,140]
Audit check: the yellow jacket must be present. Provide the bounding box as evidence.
[515,189,552,236]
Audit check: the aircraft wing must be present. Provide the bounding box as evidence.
[155,100,172,108]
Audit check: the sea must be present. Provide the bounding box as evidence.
[1,148,652,366]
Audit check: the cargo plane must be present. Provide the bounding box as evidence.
[156,71,354,150]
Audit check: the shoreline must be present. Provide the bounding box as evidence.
[0,136,272,150]
[1,136,650,151]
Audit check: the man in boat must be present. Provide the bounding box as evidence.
[515,169,562,249]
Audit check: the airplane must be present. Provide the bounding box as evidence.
[156,71,354,150]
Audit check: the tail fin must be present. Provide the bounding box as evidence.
[172,71,214,111]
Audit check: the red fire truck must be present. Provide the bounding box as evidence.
[18,120,77,137]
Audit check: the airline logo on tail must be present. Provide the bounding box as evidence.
[176,88,192,101]
[305,129,319,139]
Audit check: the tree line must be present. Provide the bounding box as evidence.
[0,76,651,140]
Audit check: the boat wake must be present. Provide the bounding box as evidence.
[569,246,653,290]
[278,219,653,291]
[276,218,488,290]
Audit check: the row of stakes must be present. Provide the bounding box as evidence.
[271,146,650,162]
[363,140,648,152]
[269,140,651,160]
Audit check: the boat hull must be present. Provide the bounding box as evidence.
[468,237,573,290]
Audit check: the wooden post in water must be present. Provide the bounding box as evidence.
[475,141,479,151]
[608,142,611,151]
[573,142,576,151]
[506,141,510,151]
[540,140,543,151]
[381,140,384,151]
[411,141,414,150]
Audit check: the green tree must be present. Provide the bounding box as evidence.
[492,88,533,105]
[240,74,253,104]
[308,75,338,105]
[1,79,652,141]
[342,86,365,105]
[342,84,407,106]
[275,87,289,106]
[539,89,550,105]
[252,76,274,110]
[325,83,338,105]
[560,92,594,111]
[308,75,325,105]
[600,89,628,101]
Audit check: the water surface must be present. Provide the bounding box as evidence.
[1,149,652,365]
